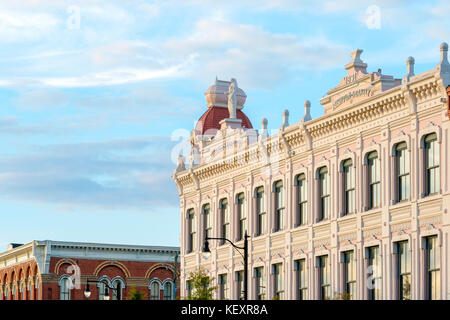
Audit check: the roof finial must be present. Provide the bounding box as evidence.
[282,109,289,129]
[404,56,415,83]
[302,100,312,122]
[436,42,450,86]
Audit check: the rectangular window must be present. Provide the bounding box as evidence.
[235,271,244,300]
[296,174,307,226]
[274,181,285,232]
[256,187,266,236]
[343,159,355,215]
[395,142,410,201]
[343,251,356,299]
[237,193,247,241]
[318,167,329,221]
[272,263,284,299]
[397,241,411,300]
[367,246,382,300]
[218,274,228,300]
[220,199,229,245]
[203,204,211,240]
[425,236,440,300]
[368,151,380,209]
[255,267,265,300]
[424,133,439,196]
[187,209,196,253]
[295,259,307,300]
[318,255,330,300]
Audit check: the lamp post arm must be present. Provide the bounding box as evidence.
[205,236,244,250]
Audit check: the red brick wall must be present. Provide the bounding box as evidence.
[0,257,179,300]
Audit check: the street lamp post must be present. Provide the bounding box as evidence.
[202,232,249,300]
[84,279,121,300]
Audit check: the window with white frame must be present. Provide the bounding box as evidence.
[235,271,244,300]
[163,281,173,300]
[254,267,265,300]
[220,199,229,245]
[425,236,440,300]
[295,259,307,300]
[202,204,212,240]
[367,151,380,209]
[237,193,247,241]
[318,167,329,221]
[274,181,285,232]
[272,263,284,299]
[367,246,382,300]
[112,277,125,300]
[343,251,356,299]
[424,133,439,196]
[218,274,228,300]
[342,159,355,215]
[318,255,330,300]
[395,142,410,202]
[255,187,266,236]
[59,276,72,300]
[150,280,161,300]
[187,208,196,253]
[296,174,307,226]
[396,241,411,300]
[98,279,110,300]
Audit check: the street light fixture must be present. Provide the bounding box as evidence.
[84,279,121,300]
[202,232,249,300]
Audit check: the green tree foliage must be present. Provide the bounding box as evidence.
[186,269,216,300]
[126,286,148,300]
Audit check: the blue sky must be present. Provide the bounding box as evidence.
[0,0,449,250]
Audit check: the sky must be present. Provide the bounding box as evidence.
[0,0,449,251]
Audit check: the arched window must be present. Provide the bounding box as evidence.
[367,151,380,209]
[318,167,329,221]
[163,281,173,300]
[27,280,32,300]
[274,181,285,231]
[97,276,113,300]
[35,278,41,300]
[20,281,25,300]
[11,283,17,300]
[423,133,439,196]
[111,277,125,300]
[149,280,161,300]
[59,276,72,300]
[395,142,410,202]
[5,285,10,300]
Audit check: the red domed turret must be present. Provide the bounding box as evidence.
[195,78,253,136]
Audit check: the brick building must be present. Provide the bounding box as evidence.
[0,240,180,300]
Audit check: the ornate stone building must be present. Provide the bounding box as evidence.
[172,43,450,300]
[0,240,179,300]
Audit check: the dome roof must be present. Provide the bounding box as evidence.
[205,78,247,109]
[195,107,253,135]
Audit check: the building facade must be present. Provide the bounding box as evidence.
[0,240,179,300]
[173,44,450,300]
